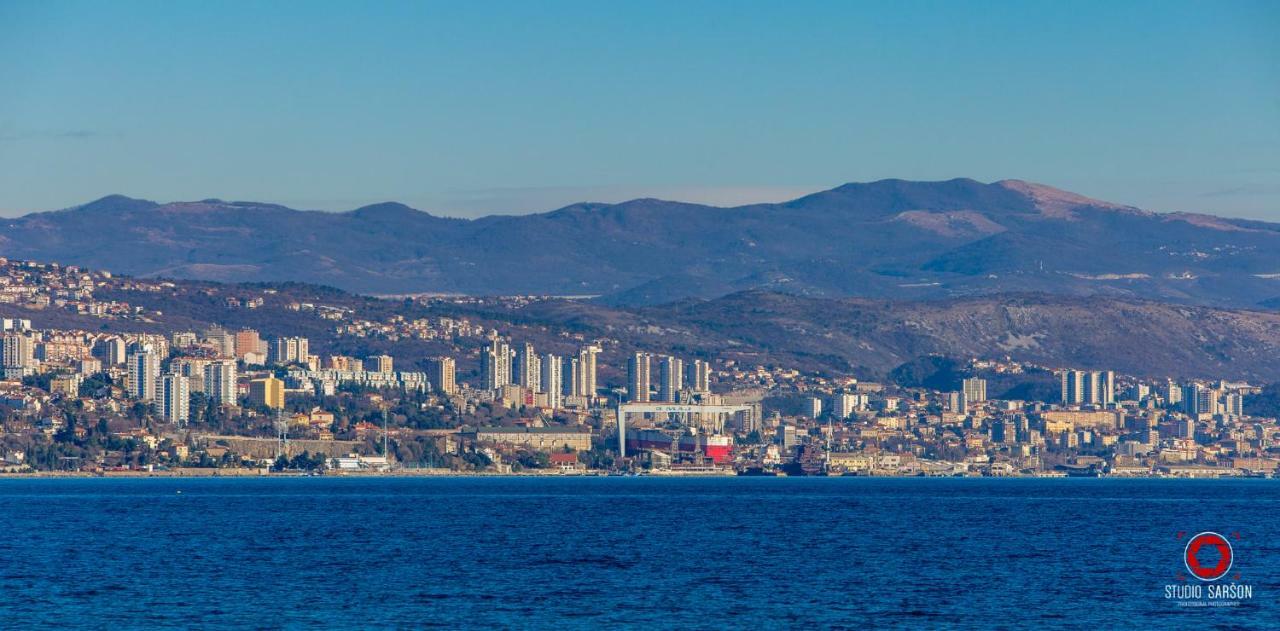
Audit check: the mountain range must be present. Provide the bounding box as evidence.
[4,179,1280,307]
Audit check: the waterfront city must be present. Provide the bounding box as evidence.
[0,257,1272,480]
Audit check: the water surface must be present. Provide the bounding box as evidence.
[0,477,1274,628]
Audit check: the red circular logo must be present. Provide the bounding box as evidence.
[1184,532,1233,581]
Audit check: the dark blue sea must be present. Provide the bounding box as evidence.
[0,477,1275,629]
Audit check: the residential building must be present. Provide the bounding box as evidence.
[541,354,562,409]
[657,355,683,403]
[962,378,987,404]
[627,352,651,402]
[427,357,456,395]
[204,359,238,406]
[686,359,711,393]
[2,333,35,370]
[370,354,394,374]
[578,344,600,398]
[562,357,580,397]
[249,376,285,410]
[127,348,161,401]
[233,329,263,359]
[160,374,190,424]
[481,338,511,391]
[514,342,539,389]
[269,336,310,365]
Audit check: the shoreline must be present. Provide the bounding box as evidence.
[0,469,1273,480]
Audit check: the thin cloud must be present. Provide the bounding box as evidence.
[0,129,99,142]
[1200,184,1280,198]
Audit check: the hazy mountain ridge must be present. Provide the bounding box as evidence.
[5,179,1280,307]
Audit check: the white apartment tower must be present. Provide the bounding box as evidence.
[427,357,457,395]
[1061,370,1085,405]
[541,354,562,409]
[204,359,238,406]
[514,343,540,390]
[2,333,35,369]
[578,345,600,398]
[160,373,190,424]
[627,352,651,403]
[97,336,126,366]
[1063,370,1116,406]
[686,359,711,393]
[562,357,580,397]
[657,355,683,403]
[269,336,310,365]
[962,378,987,404]
[481,339,511,391]
[127,348,161,401]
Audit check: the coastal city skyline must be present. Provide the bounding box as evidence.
[0,256,1273,478]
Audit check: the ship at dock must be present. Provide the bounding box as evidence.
[625,428,733,464]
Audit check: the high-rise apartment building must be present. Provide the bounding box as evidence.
[369,354,394,374]
[657,355,683,403]
[1094,371,1116,405]
[1081,371,1101,404]
[204,359,238,406]
[962,378,987,404]
[513,343,540,390]
[204,328,236,358]
[127,348,161,401]
[269,336,310,365]
[541,354,562,409]
[835,393,861,418]
[170,357,208,393]
[1061,370,1085,405]
[1128,383,1150,402]
[427,357,457,395]
[171,331,199,349]
[627,352,651,403]
[233,329,264,359]
[95,336,126,366]
[249,376,285,410]
[686,359,711,393]
[577,344,600,398]
[1068,370,1115,405]
[160,373,190,424]
[562,357,580,397]
[1182,383,1219,418]
[481,339,511,391]
[2,333,35,370]
[1223,393,1243,417]
[945,391,962,412]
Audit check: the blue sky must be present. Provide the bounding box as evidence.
[0,0,1277,219]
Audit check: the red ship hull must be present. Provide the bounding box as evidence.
[626,429,733,463]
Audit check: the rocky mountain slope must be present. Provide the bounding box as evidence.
[4,266,1277,382]
[468,291,1280,382]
